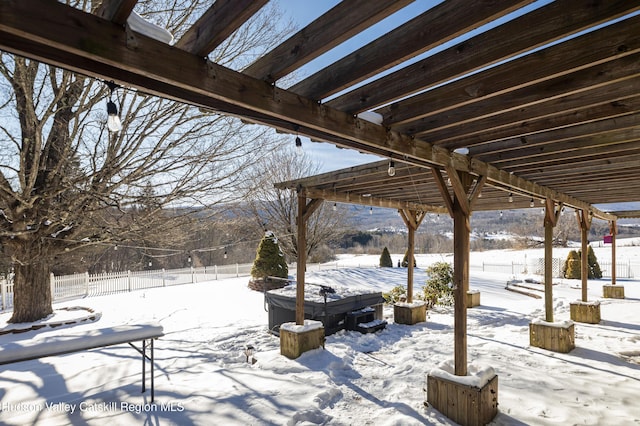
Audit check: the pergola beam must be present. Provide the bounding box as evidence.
[0,0,616,221]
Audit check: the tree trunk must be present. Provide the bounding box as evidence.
[9,251,53,323]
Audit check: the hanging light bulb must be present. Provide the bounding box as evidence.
[224,249,228,259]
[388,160,396,177]
[295,136,302,152]
[530,198,535,207]
[333,203,337,211]
[369,207,373,215]
[499,211,503,218]
[105,81,122,132]
[508,193,513,203]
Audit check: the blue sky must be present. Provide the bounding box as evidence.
[272,1,443,172]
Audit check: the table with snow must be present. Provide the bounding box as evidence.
[0,322,164,402]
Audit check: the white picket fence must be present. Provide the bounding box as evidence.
[1,263,253,312]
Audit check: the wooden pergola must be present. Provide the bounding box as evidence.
[2,0,640,378]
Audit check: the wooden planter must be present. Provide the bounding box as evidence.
[529,319,575,353]
[467,290,480,308]
[602,284,625,299]
[570,300,601,324]
[394,302,426,325]
[426,371,498,426]
[279,320,324,359]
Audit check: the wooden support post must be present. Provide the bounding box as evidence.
[434,168,479,377]
[576,210,592,303]
[543,199,560,323]
[296,193,323,325]
[296,193,306,326]
[399,209,426,304]
[453,201,470,377]
[611,220,617,286]
[544,221,554,322]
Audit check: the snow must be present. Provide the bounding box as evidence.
[280,320,323,333]
[0,246,639,425]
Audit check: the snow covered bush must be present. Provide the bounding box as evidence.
[383,285,406,304]
[422,262,454,309]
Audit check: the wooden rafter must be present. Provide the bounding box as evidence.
[289,0,534,100]
[174,0,268,56]
[329,0,640,114]
[243,0,411,83]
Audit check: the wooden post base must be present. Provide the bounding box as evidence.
[603,284,625,299]
[426,372,498,426]
[279,321,325,359]
[394,302,426,325]
[467,290,480,308]
[570,300,601,324]
[529,320,575,353]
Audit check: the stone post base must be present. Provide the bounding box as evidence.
[570,300,601,324]
[529,320,575,353]
[426,372,498,426]
[603,284,625,299]
[394,302,426,325]
[279,320,325,359]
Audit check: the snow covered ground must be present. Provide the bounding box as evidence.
[1,246,639,425]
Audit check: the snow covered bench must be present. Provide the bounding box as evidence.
[0,322,164,402]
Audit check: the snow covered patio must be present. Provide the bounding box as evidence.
[1,251,639,425]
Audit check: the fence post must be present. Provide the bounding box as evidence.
[236,263,239,277]
[50,272,56,301]
[629,259,632,278]
[1,277,6,310]
[128,270,132,292]
[191,266,195,283]
[215,265,218,280]
[85,271,90,297]
[162,268,166,287]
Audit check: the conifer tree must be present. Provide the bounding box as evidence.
[251,231,288,280]
[401,249,417,267]
[587,246,603,279]
[380,247,393,268]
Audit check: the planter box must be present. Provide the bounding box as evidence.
[603,284,625,299]
[426,371,498,426]
[279,321,324,359]
[570,300,601,324]
[467,290,480,308]
[394,302,426,325]
[529,319,575,353]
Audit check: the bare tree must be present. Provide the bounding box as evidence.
[0,1,291,322]
[244,145,351,263]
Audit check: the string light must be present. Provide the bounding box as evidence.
[530,198,535,207]
[369,207,373,215]
[333,203,337,211]
[105,81,122,132]
[388,160,396,177]
[508,193,513,203]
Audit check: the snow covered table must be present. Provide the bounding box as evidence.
[0,322,164,401]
